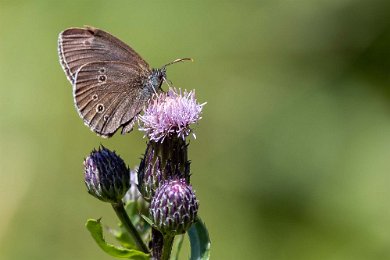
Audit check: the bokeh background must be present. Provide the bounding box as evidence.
[1,0,390,259]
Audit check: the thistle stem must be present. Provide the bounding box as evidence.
[111,202,149,253]
[162,234,175,260]
[151,228,164,259]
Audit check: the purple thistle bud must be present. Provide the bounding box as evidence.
[137,143,164,201]
[138,140,190,201]
[84,146,130,203]
[150,179,198,235]
[139,88,206,143]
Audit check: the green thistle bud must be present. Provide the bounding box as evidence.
[150,179,198,235]
[84,146,130,203]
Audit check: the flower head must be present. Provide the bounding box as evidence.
[84,146,130,203]
[139,88,205,142]
[150,179,198,235]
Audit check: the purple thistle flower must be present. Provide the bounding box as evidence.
[139,88,206,143]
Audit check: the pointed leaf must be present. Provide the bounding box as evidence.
[188,217,211,260]
[86,219,149,259]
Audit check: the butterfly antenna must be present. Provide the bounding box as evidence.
[161,58,192,90]
[162,58,193,69]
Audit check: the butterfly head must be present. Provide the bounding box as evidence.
[150,68,167,92]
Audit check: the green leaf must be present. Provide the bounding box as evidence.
[108,225,136,250]
[126,201,151,238]
[109,201,139,249]
[140,214,154,227]
[86,219,149,260]
[188,217,211,260]
[124,201,137,219]
[110,201,151,250]
[172,234,184,260]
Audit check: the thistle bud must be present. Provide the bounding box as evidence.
[150,179,198,235]
[138,140,190,201]
[84,146,130,203]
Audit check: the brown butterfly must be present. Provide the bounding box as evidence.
[58,26,191,137]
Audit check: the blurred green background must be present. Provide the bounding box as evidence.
[1,0,390,259]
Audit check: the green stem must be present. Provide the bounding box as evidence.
[111,202,149,253]
[162,234,175,260]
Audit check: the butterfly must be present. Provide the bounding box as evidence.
[58,26,191,137]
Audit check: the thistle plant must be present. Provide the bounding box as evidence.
[81,88,210,260]
[84,146,149,254]
[136,88,206,259]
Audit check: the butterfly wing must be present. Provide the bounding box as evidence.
[73,61,153,137]
[58,26,150,83]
